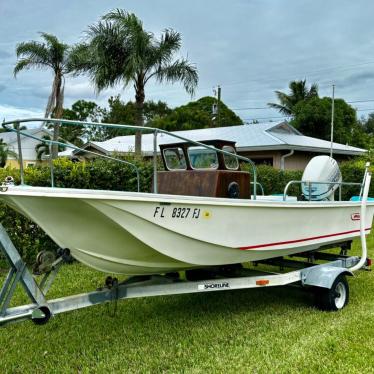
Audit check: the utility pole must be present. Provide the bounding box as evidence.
[330,84,335,158]
[217,85,221,127]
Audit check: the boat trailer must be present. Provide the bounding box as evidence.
[0,221,370,326]
[0,169,372,326]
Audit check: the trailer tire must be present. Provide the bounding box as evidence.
[32,306,52,325]
[314,274,349,311]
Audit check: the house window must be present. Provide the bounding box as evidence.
[252,158,273,167]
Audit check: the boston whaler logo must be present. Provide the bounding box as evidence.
[198,282,230,291]
[351,213,361,221]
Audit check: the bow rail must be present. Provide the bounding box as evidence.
[2,118,258,198]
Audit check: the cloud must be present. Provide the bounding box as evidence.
[337,71,374,89]
[0,104,43,122]
[0,49,11,59]
[1,0,374,122]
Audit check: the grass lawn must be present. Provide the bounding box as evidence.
[1,233,374,373]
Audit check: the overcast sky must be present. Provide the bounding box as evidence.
[1,0,374,123]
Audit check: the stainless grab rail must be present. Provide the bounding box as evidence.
[2,118,258,199]
[251,181,265,196]
[2,121,141,192]
[283,180,362,201]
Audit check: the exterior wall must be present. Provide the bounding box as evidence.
[239,150,282,168]
[4,159,39,169]
[238,150,353,171]
[1,129,51,169]
[283,152,311,171]
[283,151,352,170]
[6,132,45,161]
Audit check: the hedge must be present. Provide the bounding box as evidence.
[0,157,371,264]
[0,157,153,264]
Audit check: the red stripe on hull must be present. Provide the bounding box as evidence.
[239,227,372,251]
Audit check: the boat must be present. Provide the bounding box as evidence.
[0,119,373,276]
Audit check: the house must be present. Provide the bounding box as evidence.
[63,121,366,170]
[0,127,52,168]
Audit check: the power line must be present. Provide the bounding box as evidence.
[241,108,374,121]
[356,108,374,112]
[133,60,374,96]
[348,99,374,104]
[232,99,374,112]
[233,106,269,110]
[217,60,374,89]
[242,115,291,120]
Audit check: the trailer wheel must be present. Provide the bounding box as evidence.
[32,306,52,325]
[314,274,349,311]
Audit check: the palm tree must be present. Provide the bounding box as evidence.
[71,9,198,154]
[35,135,66,161]
[14,33,74,159]
[0,139,17,167]
[268,80,319,116]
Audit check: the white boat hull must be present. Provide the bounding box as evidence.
[1,186,373,275]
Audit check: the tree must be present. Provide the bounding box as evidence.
[14,33,75,158]
[291,97,361,146]
[62,100,104,145]
[35,135,66,161]
[268,79,319,116]
[71,9,198,154]
[0,125,27,133]
[101,96,172,139]
[151,96,243,131]
[0,139,17,167]
[357,114,374,149]
[360,113,374,136]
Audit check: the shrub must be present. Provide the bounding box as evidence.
[340,159,373,200]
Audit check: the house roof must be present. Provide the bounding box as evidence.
[70,121,366,157]
[0,127,51,144]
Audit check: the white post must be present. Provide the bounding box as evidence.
[153,131,158,194]
[350,170,371,272]
[330,84,335,158]
[15,122,25,185]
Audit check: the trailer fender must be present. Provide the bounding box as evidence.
[301,266,353,289]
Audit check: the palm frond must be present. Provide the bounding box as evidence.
[308,83,319,98]
[40,32,69,69]
[148,29,182,67]
[267,102,292,116]
[152,59,198,96]
[0,141,18,166]
[67,43,93,74]
[14,58,33,76]
[14,41,52,76]
[84,21,133,91]
[39,32,60,48]
[268,80,318,115]
[35,135,51,160]
[15,40,49,60]
[103,9,143,31]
